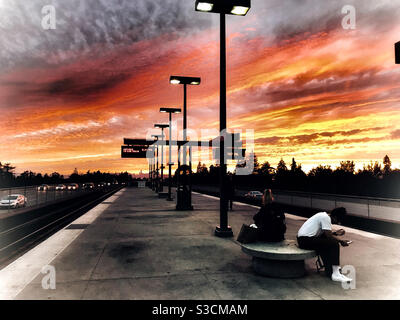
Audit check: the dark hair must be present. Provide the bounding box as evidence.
[330,207,347,222]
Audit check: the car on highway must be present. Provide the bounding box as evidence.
[55,184,66,191]
[0,194,27,209]
[37,184,50,191]
[83,182,95,190]
[244,191,263,201]
[67,183,79,190]
[97,182,106,187]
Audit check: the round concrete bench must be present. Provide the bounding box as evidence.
[241,240,317,278]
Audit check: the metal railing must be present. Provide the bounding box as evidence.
[272,189,400,222]
[192,184,400,223]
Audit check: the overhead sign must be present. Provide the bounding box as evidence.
[121,146,149,158]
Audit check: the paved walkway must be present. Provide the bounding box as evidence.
[2,187,400,299]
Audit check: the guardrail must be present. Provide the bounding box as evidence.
[192,184,400,223]
[272,189,400,223]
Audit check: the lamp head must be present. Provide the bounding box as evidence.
[160,107,182,114]
[154,124,169,129]
[195,0,251,15]
[170,75,201,85]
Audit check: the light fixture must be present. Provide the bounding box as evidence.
[154,124,169,129]
[160,107,181,201]
[170,75,201,85]
[196,2,213,12]
[195,0,250,15]
[160,107,182,114]
[231,6,249,15]
[195,0,251,238]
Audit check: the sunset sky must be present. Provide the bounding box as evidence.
[1,0,400,176]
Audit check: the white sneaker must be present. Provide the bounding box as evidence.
[331,273,352,283]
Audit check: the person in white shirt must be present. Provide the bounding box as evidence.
[297,207,352,283]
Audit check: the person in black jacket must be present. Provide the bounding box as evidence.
[252,189,286,242]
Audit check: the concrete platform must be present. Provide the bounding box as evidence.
[1,187,400,300]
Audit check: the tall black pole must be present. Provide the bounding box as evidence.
[160,129,164,192]
[156,144,159,192]
[215,12,233,237]
[152,153,155,190]
[183,83,187,165]
[167,113,173,201]
[176,144,181,207]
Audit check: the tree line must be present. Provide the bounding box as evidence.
[0,163,133,188]
[192,154,400,199]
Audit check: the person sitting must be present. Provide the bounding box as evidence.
[252,189,286,242]
[297,207,352,283]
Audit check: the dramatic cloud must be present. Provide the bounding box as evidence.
[1,0,400,174]
[255,127,386,145]
[0,0,212,71]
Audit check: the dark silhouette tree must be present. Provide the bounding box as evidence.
[258,161,275,176]
[276,159,288,174]
[383,155,392,175]
[336,161,355,174]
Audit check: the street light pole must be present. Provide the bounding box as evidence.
[169,112,173,199]
[217,11,231,237]
[160,107,182,201]
[183,83,187,166]
[170,76,201,210]
[151,134,161,193]
[161,129,164,191]
[156,143,159,192]
[155,124,169,194]
[195,0,251,237]
[151,151,155,190]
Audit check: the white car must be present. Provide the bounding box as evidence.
[55,184,66,190]
[0,194,27,209]
[244,191,263,200]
